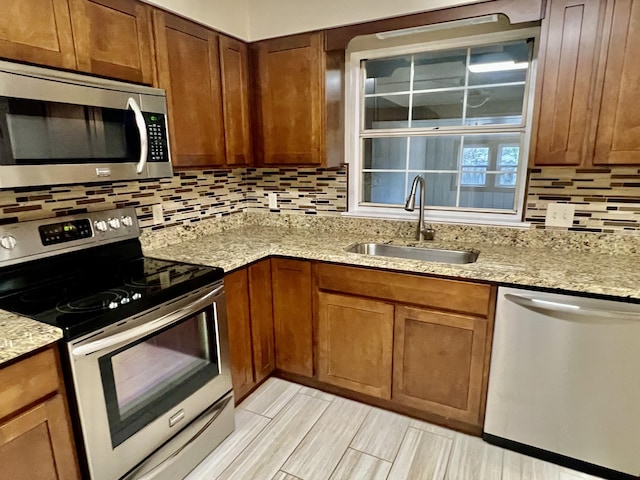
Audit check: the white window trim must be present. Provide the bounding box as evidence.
[343,27,540,226]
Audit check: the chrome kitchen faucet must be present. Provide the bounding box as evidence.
[405,175,435,241]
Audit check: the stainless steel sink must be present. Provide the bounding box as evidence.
[345,243,478,264]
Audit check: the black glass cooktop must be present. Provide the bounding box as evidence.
[0,240,224,339]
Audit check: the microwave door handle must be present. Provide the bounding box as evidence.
[71,285,224,357]
[127,97,148,174]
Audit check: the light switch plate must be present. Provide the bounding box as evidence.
[545,203,575,227]
[152,204,164,224]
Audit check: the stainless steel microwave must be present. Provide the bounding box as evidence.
[0,60,172,189]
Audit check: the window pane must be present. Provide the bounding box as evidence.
[364,96,409,129]
[464,85,525,126]
[413,49,467,91]
[468,41,531,86]
[461,167,487,186]
[362,172,406,204]
[459,174,516,210]
[365,56,411,94]
[409,172,458,207]
[409,136,460,170]
[363,137,407,169]
[499,145,520,166]
[498,167,518,186]
[412,91,464,127]
[462,147,490,166]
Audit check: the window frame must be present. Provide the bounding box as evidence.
[344,28,540,225]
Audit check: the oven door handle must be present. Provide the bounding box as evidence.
[127,97,148,174]
[71,285,223,357]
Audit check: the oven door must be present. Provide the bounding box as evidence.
[67,282,232,480]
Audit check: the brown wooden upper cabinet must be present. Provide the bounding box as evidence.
[153,11,226,168]
[68,0,155,84]
[532,0,640,166]
[253,32,330,167]
[154,11,252,169]
[0,0,77,70]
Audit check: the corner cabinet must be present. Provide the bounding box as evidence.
[154,11,252,169]
[253,32,339,167]
[225,260,275,402]
[271,258,314,376]
[315,263,496,432]
[0,346,80,480]
[532,0,640,166]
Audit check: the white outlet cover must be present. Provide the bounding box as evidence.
[152,204,164,224]
[268,193,278,209]
[545,203,575,228]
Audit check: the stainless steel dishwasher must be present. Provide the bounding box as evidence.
[484,286,640,479]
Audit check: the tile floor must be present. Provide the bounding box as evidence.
[186,378,601,480]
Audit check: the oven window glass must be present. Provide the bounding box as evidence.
[99,307,220,448]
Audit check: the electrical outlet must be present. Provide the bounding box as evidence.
[268,192,278,210]
[152,204,164,224]
[545,203,575,228]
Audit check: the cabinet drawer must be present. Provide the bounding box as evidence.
[0,348,61,421]
[315,263,492,317]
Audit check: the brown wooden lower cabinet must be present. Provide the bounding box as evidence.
[225,268,255,400]
[225,260,276,401]
[0,394,79,480]
[0,346,80,480]
[271,258,313,377]
[393,305,489,426]
[317,292,393,399]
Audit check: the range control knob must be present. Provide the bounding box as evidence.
[0,235,17,250]
[108,217,121,230]
[94,220,108,232]
[121,215,134,227]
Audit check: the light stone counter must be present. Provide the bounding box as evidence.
[4,212,639,366]
[0,310,62,366]
[144,224,640,301]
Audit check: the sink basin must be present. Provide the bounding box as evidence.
[345,243,478,264]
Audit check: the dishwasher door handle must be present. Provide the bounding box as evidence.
[504,293,640,322]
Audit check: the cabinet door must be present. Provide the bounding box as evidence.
[594,0,640,164]
[532,0,607,166]
[0,394,80,480]
[154,11,226,168]
[225,269,255,400]
[255,32,325,166]
[220,35,252,166]
[393,306,488,426]
[271,258,313,376]
[248,260,275,382]
[69,0,155,84]
[0,0,76,70]
[318,292,394,399]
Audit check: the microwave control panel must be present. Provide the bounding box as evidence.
[143,113,169,163]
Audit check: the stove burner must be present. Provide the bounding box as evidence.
[126,268,195,289]
[20,286,68,303]
[57,289,130,314]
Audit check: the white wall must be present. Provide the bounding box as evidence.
[143,0,250,39]
[144,0,484,41]
[246,0,485,41]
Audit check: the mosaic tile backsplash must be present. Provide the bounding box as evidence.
[1,165,639,235]
[526,167,640,233]
[0,167,348,230]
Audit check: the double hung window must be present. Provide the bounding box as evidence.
[347,29,538,224]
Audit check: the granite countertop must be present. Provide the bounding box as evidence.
[144,225,640,301]
[3,219,639,367]
[0,310,62,366]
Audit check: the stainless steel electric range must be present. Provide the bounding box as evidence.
[0,208,234,480]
